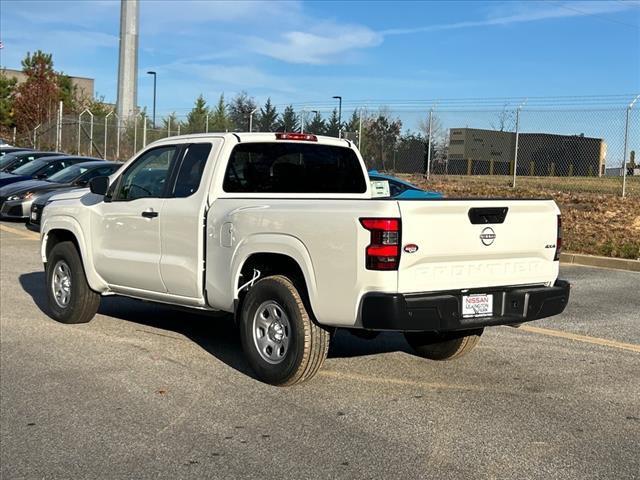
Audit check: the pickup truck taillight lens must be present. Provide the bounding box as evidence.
[360,218,401,270]
[554,215,562,261]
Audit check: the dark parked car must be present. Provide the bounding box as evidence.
[0,146,33,157]
[0,151,61,173]
[1,160,119,221]
[0,155,96,188]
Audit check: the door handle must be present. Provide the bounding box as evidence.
[141,210,159,218]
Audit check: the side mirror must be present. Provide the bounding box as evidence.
[35,173,47,180]
[89,176,109,195]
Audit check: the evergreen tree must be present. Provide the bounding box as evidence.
[0,73,17,129]
[305,111,326,135]
[57,73,78,112]
[277,105,299,132]
[228,91,257,131]
[344,109,360,134]
[184,94,209,133]
[362,113,402,170]
[209,94,232,132]
[325,108,342,137]
[256,98,278,132]
[162,112,180,135]
[13,50,60,132]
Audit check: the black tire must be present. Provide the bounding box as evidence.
[46,241,100,324]
[404,329,483,360]
[239,275,330,386]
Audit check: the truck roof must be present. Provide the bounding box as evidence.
[146,132,355,149]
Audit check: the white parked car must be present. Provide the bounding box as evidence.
[39,132,570,385]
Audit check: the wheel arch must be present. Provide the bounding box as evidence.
[232,235,319,320]
[41,216,108,292]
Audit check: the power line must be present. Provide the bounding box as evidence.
[555,2,640,30]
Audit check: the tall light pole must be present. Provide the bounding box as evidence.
[332,95,342,138]
[147,71,156,128]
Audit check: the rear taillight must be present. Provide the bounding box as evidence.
[554,215,562,261]
[275,132,318,142]
[360,218,401,270]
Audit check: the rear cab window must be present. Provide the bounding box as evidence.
[223,142,366,194]
[171,143,212,198]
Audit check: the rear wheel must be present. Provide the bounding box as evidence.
[239,275,330,386]
[46,241,100,324]
[404,329,483,360]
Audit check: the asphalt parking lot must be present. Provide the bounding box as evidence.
[1,222,638,480]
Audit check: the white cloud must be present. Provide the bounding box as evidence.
[162,62,297,94]
[382,1,638,35]
[139,0,304,35]
[246,24,383,65]
[4,0,117,27]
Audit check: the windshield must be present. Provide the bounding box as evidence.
[47,164,89,183]
[11,159,49,176]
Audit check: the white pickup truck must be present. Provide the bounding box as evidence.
[40,132,570,385]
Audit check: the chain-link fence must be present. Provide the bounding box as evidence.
[9,95,639,197]
[348,101,639,197]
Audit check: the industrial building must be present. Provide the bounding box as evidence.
[1,68,95,100]
[447,128,607,177]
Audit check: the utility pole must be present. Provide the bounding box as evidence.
[426,108,433,180]
[333,96,342,138]
[622,94,639,197]
[358,108,363,151]
[249,108,258,132]
[512,99,527,188]
[116,0,139,123]
[147,71,156,128]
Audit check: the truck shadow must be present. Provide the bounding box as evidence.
[19,272,414,379]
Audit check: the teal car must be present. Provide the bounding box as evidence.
[368,171,443,199]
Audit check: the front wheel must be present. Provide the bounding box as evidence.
[239,275,330,386]
[46,241,100,324]
[404,329,483,360]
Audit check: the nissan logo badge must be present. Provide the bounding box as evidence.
[480,227,496,246]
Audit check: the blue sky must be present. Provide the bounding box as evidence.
[0,0,638,119]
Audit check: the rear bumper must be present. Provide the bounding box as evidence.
[359,280,570,332]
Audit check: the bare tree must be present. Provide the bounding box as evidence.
[491,105,516,132]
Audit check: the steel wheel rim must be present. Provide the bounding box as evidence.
[51,260,72,308]
[252,300,291,364]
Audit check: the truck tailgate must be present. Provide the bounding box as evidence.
[397,199,560,294]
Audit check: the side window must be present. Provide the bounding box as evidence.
[38,161,64,177]
[114,146,177,201]
[172,143,212,198]
[14,159,31,170]
[77,166,113,183]
[388,181,404,197]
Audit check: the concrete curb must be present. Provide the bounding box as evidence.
[561,252,640,272]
